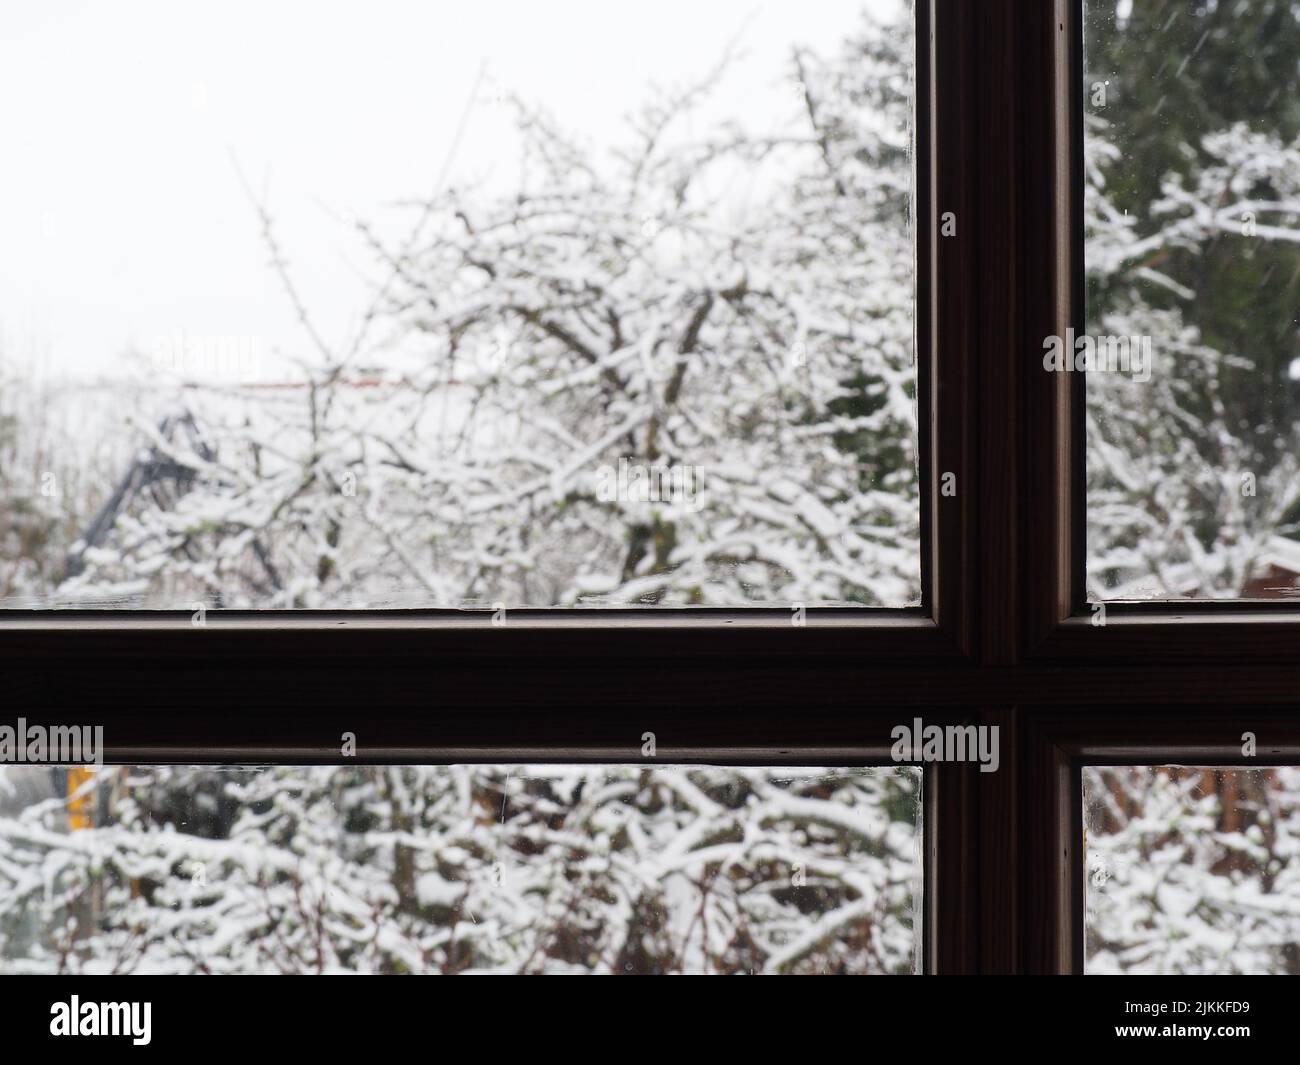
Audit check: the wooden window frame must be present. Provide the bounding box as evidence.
[2,0,1298,975]
[1022,712,1300,974]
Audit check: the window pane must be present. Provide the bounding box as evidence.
[1,0,919,609]
[1082,1,1300,600]
[1084,766,1300,974]
[0,764,922,974]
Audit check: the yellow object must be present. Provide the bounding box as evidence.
[68,767,94,831]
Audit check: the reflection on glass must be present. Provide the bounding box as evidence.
[0,764,922,974]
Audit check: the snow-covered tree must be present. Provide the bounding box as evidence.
[0,764,921,975]
[0,366,136,606]
[1086,118,1300,597]
[58,11,920,610]
[1085,765,1300,974]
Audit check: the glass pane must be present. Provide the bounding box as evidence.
[1084,765,1300,974]
[1,0,919,610]
[0,764,922,974]
[1082,1,1300,600]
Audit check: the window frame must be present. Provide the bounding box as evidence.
[1023,711,1300,974]
[2,0,1299,976]
[1,0,976,717]
[1027,0,1300,661]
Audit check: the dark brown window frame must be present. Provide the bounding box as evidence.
[2,0,1298,975]
[1023,711,1300,974]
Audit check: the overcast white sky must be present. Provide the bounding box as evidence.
[1,0,900,383]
